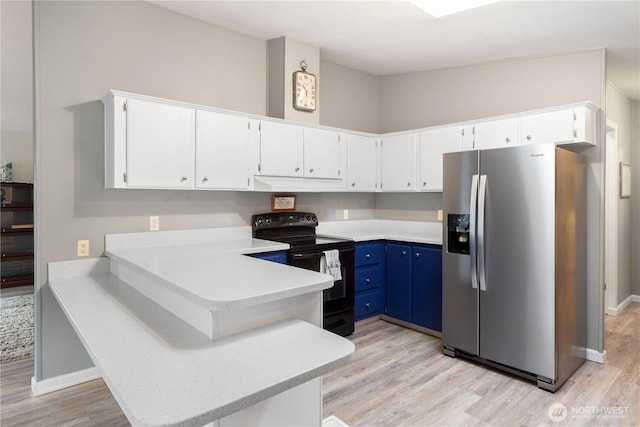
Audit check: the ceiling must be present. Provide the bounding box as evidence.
[150,1,640,100]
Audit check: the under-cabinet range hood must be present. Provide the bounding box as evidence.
[253,176,345,192]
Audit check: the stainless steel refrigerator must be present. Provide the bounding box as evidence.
[441,143,587,392]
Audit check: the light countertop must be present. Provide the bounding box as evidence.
[105,227,334,311]
[317,219,443,245]
[48,259,355,427]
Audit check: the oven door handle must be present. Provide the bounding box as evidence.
[291,247,354,259]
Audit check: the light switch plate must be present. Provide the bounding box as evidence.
[343,209,349,220]
[437,210,443,221]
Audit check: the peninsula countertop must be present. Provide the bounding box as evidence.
[105,227,335,311]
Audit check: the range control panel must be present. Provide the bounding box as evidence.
[252,212,318,230]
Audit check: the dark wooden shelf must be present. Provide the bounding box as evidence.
[1,203,34,211]
[1,274,34,289]
[1,252,34,261]
[1,228,34,236]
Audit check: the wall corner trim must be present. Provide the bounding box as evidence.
[585,348,607,364]
[31,367,101,396]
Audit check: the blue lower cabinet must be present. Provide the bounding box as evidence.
[249,251,287,264]
[354,242,384,320]
[385,243,442,332]
[355,289,381,319]
[411,246,442,331]
[385,243,412,322]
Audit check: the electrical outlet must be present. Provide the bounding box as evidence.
[343,209,349,220]
[77,240,89,257]
[149,216,160,231]
[437,210,444,221]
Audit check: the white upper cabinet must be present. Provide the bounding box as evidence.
[520,107,595,146]
[126,98,195,189]
[419,126,462,192]
[461,125,475,151]
[472,117,519,150]
[303,128,342,179]
[347,134,378,191]
[195,111,252,190]
[520,109,574,145]
[381,133,418,191]
[259,121,304,177]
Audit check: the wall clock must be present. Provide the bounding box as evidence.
[293,60,317,112]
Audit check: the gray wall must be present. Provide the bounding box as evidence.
[377,50,607,352]
[632,102,640,297]
[319,60,379,134]
[1,0,33,183]
[33,0,375,381]
[379,50,605,133]
[605,83,633,304]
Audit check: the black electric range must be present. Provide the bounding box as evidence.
[252,212,355,336]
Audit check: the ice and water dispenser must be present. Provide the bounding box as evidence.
[447,214,470,254]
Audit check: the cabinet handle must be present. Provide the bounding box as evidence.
[309,168,314,173]
[352,182,356,187]
[365,254,371,259]
[505,137,511,143]
[407,182,411,187]
[526,135,532,141]
[365,303,371,309]
[202,177,208,183]
[365,278,371,284]
[295,167,300,172]
[423,181,427,187]
[402,250,407,256]
[180,176,188,182]
[415,252,421,258]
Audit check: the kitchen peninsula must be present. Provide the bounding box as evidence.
[48,227,355,427]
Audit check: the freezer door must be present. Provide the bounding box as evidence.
[442,150,479,355]
[478,144,556,379]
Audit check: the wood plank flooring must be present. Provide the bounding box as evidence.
[1,303,638,426]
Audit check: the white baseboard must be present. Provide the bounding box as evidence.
[585,348,607,364]
[606,294,639,316]
[31,366,101,396]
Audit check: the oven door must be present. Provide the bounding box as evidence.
[289,246,355,335]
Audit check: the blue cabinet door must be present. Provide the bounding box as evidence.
[249,251,287,264]
[385,243,412,322]
[412,245,442,331]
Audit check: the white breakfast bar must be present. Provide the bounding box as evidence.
[48,227,355,427]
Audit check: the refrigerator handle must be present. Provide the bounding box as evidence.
[470,174,479,289]
[478,175,488,292]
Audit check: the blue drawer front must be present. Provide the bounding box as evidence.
[250,251,287,264]
[355,243,382,267]
[355,266,382,292]
[355,289,381,319]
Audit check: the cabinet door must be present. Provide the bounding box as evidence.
[259,121,304,177]
[195,111,251,189]
[303,128,342,179]
[126,98,195,188]
[249,251,287,264]
[520,109,575,145]
[385,243,412,322]
[473,118,518,150]
[381,134,417,191]
[419,127,462,191]
[411,246,442,331]
[347,135,378,191]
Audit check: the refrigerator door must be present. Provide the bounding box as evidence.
[442,150,479,355]
[478,144,556,379]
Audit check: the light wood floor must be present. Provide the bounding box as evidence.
[1,304,638,426]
